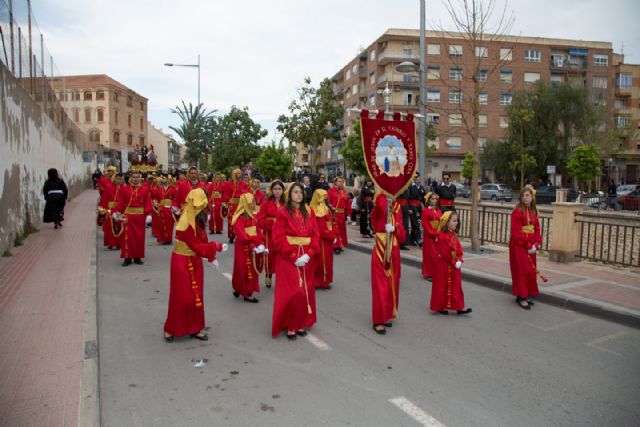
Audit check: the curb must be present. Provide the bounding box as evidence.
[347,241,640,330]
[79,227,100,426]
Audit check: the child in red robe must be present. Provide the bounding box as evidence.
[421,192,442,280]
[309,189,336,289]
[231,192,265,303]
[257,180,285,288]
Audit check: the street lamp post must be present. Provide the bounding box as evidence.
[164,54,201,106]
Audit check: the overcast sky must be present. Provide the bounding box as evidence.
[34,0,640,144]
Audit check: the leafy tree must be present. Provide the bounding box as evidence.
[209,106,267,173]
[481,139,517,182]
[567,145,601,191]
[461,153,474,181]
[256,141,294,180]
[339,119,368,176]
[277,77,344,172]
[169,101,216,167]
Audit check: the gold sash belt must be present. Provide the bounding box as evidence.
[522,225,534,233]
[334,208,345,213]
[124,207,144,215]
[212,192,222,198]
[108,201,117,209]
[245,226,257,236]
[326,221,333,230]
[287,236,310,246]
[173,239,196,256]
[230,198,240,203]
[160,199,172,206]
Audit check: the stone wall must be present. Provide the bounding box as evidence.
[0,63,94,253]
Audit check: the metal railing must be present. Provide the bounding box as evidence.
[0,0,90,151]
[575,212,640,267]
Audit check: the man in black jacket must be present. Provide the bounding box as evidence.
[435,173,456,213]
[407,173,426,246]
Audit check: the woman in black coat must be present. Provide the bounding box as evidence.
[43,168,68,229]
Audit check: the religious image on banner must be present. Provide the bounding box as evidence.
[360,109,417,197]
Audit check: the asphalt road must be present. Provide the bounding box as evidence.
[97,227,640,427]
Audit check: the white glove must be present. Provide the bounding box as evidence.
[454,260,462,269]
[111,212,118,219]
[528,245,537,254]
[145,215,152,225]
[208,259,219,269]
[172,206,181,216]
[207,214,211,222]
[385,223,395,233]
[256,244,266,254]
[221,244,228,253]
[263,248,269,254]
[294,253,310,267]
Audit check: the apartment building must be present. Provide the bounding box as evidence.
[55,75,148,167]
[147,122,183,172]
[613,56,640,183]
[331,28,617,181]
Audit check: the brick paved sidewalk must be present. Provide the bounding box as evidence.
[345,223,640,327]
[0,190,97,427]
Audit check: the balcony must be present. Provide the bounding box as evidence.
[615,86,632,97]
[378,50,419,65]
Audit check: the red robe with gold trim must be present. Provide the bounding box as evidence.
[115,185,152,259]
[271,206,320,336]
[509,207,543,298]
[164,226,223,337]
[328,186,351,249]
[420,206,442,279]
[153,185,176,244]
[313,209,336,288]
[207,182,225,233]
[370,195,406,324]
[232,215,264,297]
[431,230,465,311]
[223,180,250,239]
[99,181,121,249]
[257,198,282,276]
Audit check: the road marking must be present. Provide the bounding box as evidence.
[305,333,331,351]
[223,273,232,281]
[389,397,446,427]
[524,318,586,332]
[586,331,627,356]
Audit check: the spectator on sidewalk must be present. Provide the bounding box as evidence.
[164,188,227,342]
[435,173,456,213]
[43,168,68,230]
[360,179,375,238]
[509,187,543,310]
[607,180,618,210]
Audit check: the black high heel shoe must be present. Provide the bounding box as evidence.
[296,330,308,337]
[373,324,386,335]
[164,335,174,343]
[516,297,531,310]
[286,332,297,340]
[190,333,208,341]
[243,296,259,303]
[233,291,240,298]
[457,308,472,315]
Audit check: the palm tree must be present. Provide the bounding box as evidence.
[169,101,216,167]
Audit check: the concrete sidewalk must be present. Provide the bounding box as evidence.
[345,224,640,328]
[0,189,98,427]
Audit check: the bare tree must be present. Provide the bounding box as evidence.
[434,0,514,251]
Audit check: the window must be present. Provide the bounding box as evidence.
[449,90,462,104]
[352,85,357,95]
[84,91,92,101]
[550,74,563,86]
[446,137,462,149]
[449,44,462,56]
[403,47,413,57]
[127,96,133,107]
[427,89,440,103]
[139,118,143,130]
[427,65,440,80]
[592,76,608,89]
[114,110,119,125]
[369,71,375,85]
[500,70,512,83]
[73,91,80,101]
[617,73,632,88]
[140,136,145,145]
[89,130,100,143]
[500,48,512,61]
[479,114,488,128]
[74,109,79,123]
[524,72,541,83]
[97,108,104,122]
[476,69,488,81]
[426,113,440,125]
[127,133,133,145]
[96,90,105,100]
[427,44,440,55]
[403,92,413,106]
[524,49,541,62]
[346,69,351,80]
[368,93,375,107]
[140,102,144,111]
[479,92,488,105]
[616,116,631,129]
[352,64,357,75]
[500,92,512,105]
[615,98,627,109]
[449,67,463,80]
[475,47,488,58]
[478,138,487,149]
[113,131,120,143]
[449,114,462,127]
[114,92,119,103]
[85,108,92,122]
[593,54,608,67]
[500,116,509,128]
[128,114,132,127]
[370,50,376,62]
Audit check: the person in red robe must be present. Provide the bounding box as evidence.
[328,176,351,254]
[430,211,472,315]
[271,183,320,340]
[112,171,153,266]
[173,166,206,214]
[309,189,336,289]
[421,192,442,280]
[251,177,265,210]
[153,175,177,245]
[231,192,265,303]
[509,187,543,309]
[370,191,406,335]
[98,172,123,250]
[257,180,285,288]
[207,173,225,234]
[163,188,227,342]
[97,166,117,197]
[223,168,250,243]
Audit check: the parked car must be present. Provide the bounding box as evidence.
[454,182,471,198]
[618,189,640,211]
[534,185,578,204]
[480,183,513,201]
[617,184,639,198]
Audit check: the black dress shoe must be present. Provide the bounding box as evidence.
[286,333,297,340]
[190,333,208,341]
[295,330,308,337]
[133,258,144,265]
[333,249,341,255]
[233,291,240,298]
[229,237,235,244]
[516,297,531,310]
[457,308,472,315]
[527,299,535,306]
[122,258,132,266]
[373,324,387,335]
[400,245,410,251]
[164,335,174,343]
[437,310,448,315]
[243,296,259,303]
[384,322,393,327]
